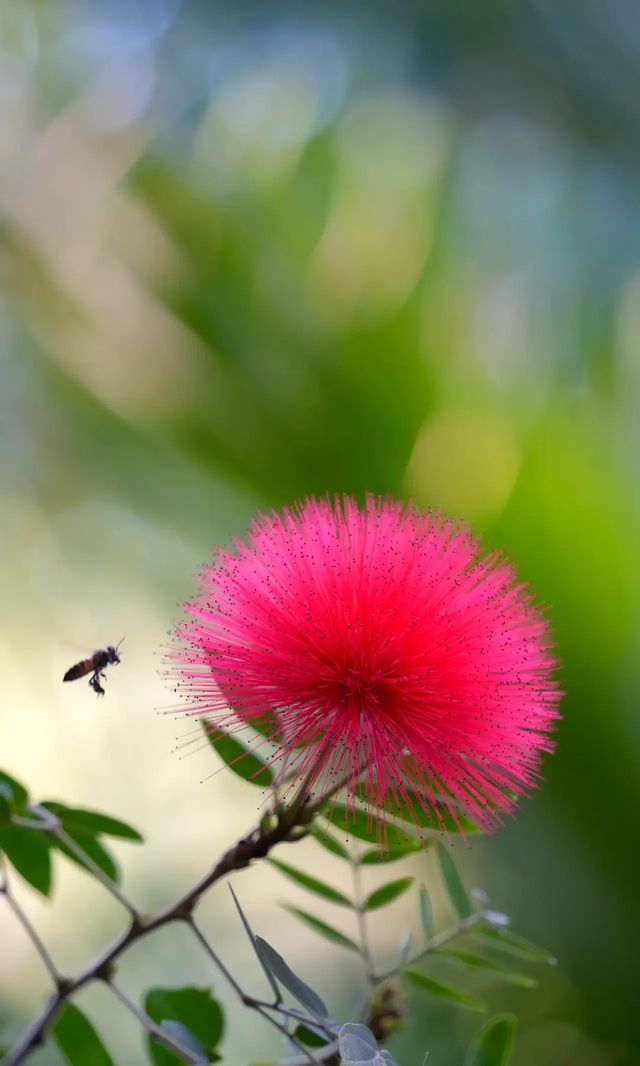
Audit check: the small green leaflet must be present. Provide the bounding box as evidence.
[364,878,414,911]
[419,885,433,940]
[281,904,359,952]
[397,928,412,966]
[0,786,142,897]
[404,970,485,1012]
[0,770,29,810]
[440,951,537,988]
[0,772,46,892]
[435,842,472,918]
[0,825,52,896]
[201,721,274,787]
[309,826,350,859]
[158,1021,209,1062]
[361,841,423,864]
[41,803,143,841]
[254,935,328,1017]
[474,927,557,966]
[268,858,352,906]
[52,831,120,884]
[465,1014,516,1066]
[293,1023,329,1048]
[144,986,224,1066]
[325,805,419,851]
[228,884,280,1001]
[246,712,282,743]
[375,788,480,836]
[51,1003,115,1066]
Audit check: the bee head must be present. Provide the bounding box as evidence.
[107,645,120,664]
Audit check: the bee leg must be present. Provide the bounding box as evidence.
[89,672,105,697]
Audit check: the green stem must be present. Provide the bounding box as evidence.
[350,854,375,990]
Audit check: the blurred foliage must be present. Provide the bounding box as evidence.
[1,0,639,1064]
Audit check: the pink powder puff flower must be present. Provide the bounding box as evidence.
[171,496,561,832]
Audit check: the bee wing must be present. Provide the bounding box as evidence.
[59,639,97,653]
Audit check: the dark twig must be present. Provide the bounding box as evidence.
[2,787,343,1066]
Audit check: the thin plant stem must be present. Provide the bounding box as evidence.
[251,1004,318,1066]
[7,816,53,830]
[189,918,333,1058]
[188,917,247,1000]
[107,980,206,1064]
[2,994,61,1066]
[52,827,140,917]
[350,854,375,990]
[1,888,63,987]
[373,909,488,983]
[25,805,140,918]
[247,999,334,1031]
[272,1038,340,1066]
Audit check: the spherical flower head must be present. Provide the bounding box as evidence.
[172,496,561,832]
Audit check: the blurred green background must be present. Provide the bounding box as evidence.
[1,1,639,1064]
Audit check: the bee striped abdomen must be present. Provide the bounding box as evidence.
[63,658,94,682]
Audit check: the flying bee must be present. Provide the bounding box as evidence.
[63,639,124,696]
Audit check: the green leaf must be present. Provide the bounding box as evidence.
[293,1023,329,1048]
[325,806,418,851]
[364,877,414,911]
[375,789,481,836]
[361,842,422,864]
[228,883,280,1001]
[52,831,120,883]
[436,842,472,918]
[0,771,28,810]
[247,712,282,743]
[419,885,433,940]
[404,970,485,1012]
[51,1003,115,1066]
[254,935,328,1017]
[310,826,350,859]
[41,803,143,842]
[465,1014,516,1066]
[268,859,352,906]
[158,1020,208,1060]
[474,927,557,966]
[145,986,224,1066]
[441,951,537,988]
[281,904,359,952]
[202,721,274,787]
[0,825,52,896]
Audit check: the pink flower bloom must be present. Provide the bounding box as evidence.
[172,497,560,832]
